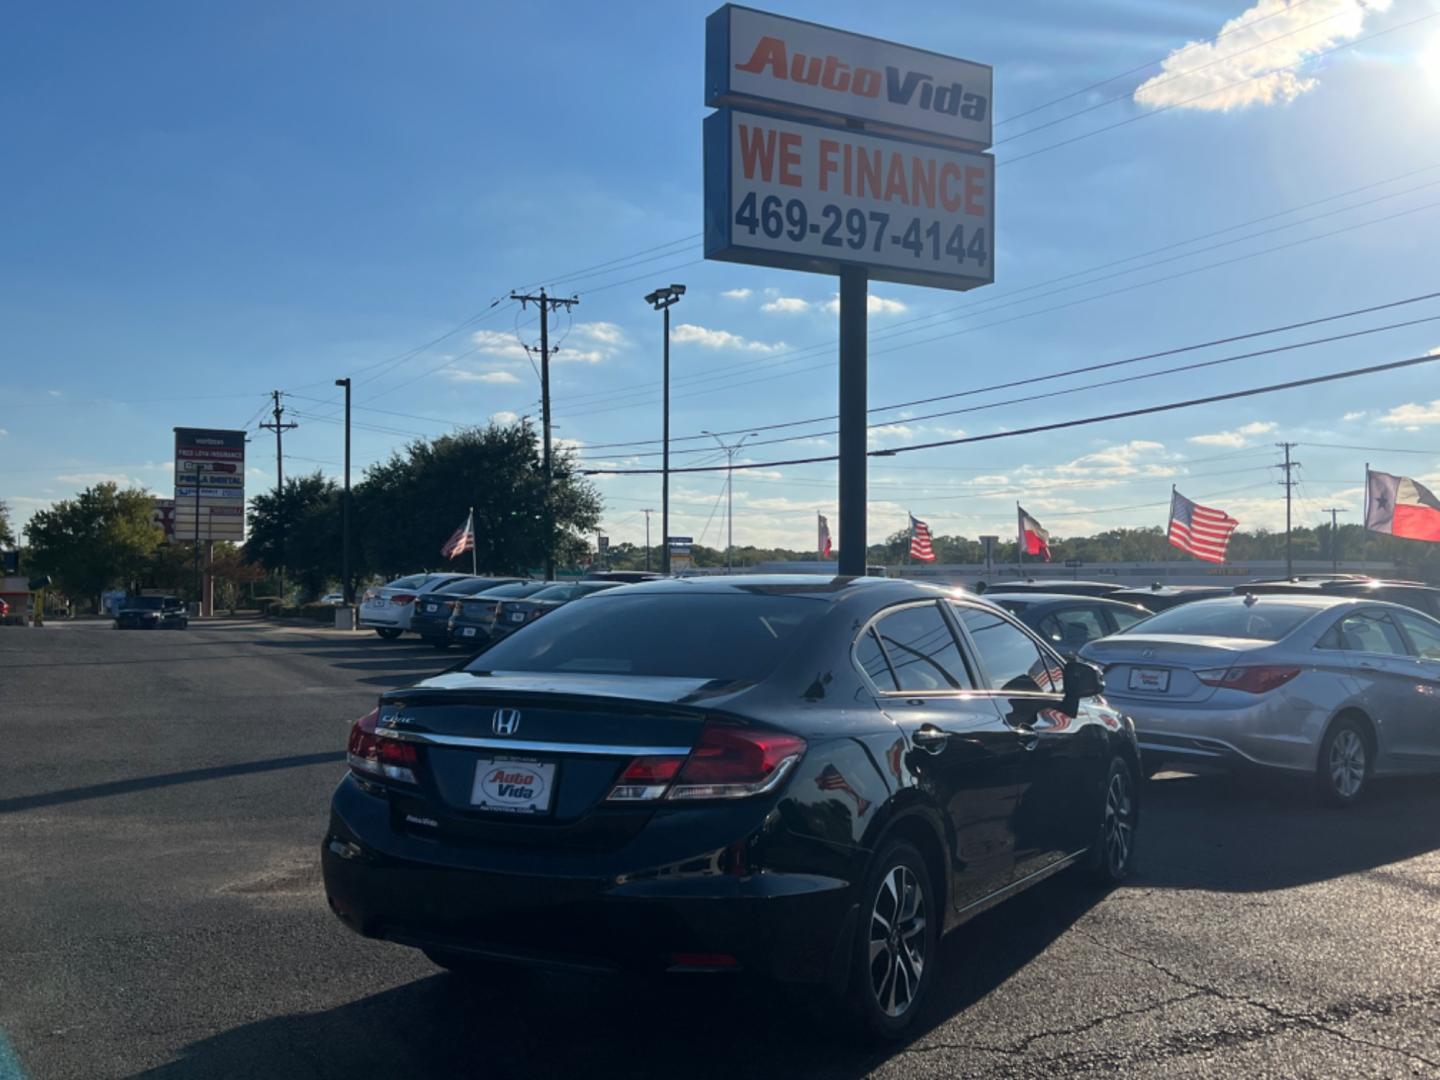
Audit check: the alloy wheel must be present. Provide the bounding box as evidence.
[867,864,927,1018]
[1103,770,1134,877]
[1328,728,1366,799]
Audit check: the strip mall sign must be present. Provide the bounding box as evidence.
[706,5,992,149]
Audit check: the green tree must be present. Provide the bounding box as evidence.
[244,473,341,599]
[24,483,163,608]
[0,499,14,548]
[354,423,601,577]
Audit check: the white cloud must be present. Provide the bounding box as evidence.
[489,410,520,425]
[0,428,7,437]
[56,472,144,488]
[470,329,530,361]
[821,293,909,315]
[555,349,605,364]
[672,323,785,353]
[1342,410,1367,422]
[721,288,752,300]
[1054,440,1173,479]
[761,296,810,314]
[445,369,522,385]
[575,321,625,346]
[1187,421,1276,447]
[1378,400,1440,429]
[1133,0,1390,113]
[47,389,61,397]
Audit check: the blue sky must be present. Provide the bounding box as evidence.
[4,0,1440,554]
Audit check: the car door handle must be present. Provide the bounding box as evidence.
[1018,733,1040,751]
[1357,661,1381,671]
[911,726,949,754]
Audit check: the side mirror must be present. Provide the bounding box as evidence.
[1060,659,1103,716]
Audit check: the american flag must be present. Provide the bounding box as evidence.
[1168,489,1238,563]
[441,510,475,559]
[817,513,832,559]
[909,514,936,562]
[816,764,871,817]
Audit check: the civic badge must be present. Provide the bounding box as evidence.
[1141,648,1156,659]
[492,708,522,735]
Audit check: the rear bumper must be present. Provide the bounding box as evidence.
[321,777,857,984]
[1104,691,1325,774]
[409,616,452,642]
[359,607,407,630]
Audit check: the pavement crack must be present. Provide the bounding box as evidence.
[901,990,1204,1057]
[1072,927,1440,1072]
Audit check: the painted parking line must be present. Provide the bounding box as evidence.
[0,1031,27,1080]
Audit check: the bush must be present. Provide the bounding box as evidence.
[254,596,282,616]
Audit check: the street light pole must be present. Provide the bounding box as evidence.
[644,284,685,574]
[1322,507,1348,572]
[705,431,759,573]
[642,508,653,572]
[335,377,352,604]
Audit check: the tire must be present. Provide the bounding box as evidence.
[375,628,403,640]
[843,839,938,1042]
[1316,717,1371,807]
[1082,757,1138,886]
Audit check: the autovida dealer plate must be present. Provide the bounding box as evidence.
[470,758,556,815]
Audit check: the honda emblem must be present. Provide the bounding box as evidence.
[492,708,522,735]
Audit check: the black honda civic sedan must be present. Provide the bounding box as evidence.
[322,576,1139,1039]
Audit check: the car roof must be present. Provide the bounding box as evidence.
[985,592,1146,608]
[1156,593,1389,612]
[587,573,947,607]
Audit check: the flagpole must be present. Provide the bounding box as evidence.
[1016,503,1024,577]
[469,507,476,575]
[1364,463,1370,571]
[905,515,912,570]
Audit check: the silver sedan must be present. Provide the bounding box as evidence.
[1079,594,1440,805]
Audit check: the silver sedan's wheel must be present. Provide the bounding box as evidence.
[868,865,927,1019]
[1318,720,1370,806]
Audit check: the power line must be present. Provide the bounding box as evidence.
[579,307,1440,461]
[576,288,1440,452]
[581,349,1440,475]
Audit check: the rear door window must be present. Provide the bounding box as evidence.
[1037,606,1107,650]
[953,604,1059,693]
[1107,606,1149,632]
[1393,610,1440,660]
[1323,611,1410,656]
[855,626,898,691]
[870,603,971,692]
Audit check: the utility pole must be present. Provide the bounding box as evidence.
[260,391,298,600]
[510,288,578,582]
[1276,442,1301,580]
[642,508,653,572]
[1322,507,1348,572]
[335,378,352,605]
[705,431,758,573]
[645,285,686,575]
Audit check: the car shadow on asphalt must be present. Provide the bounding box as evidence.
[130,872,1097,1080]
[1136,770,1440,893]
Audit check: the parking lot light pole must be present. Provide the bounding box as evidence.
[704,431,759,573]
[644,284,685,574]
[335,378,352,604]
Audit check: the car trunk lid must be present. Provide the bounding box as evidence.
[1082,634,1270,703]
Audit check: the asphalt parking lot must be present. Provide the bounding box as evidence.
[3,619,1439,1079]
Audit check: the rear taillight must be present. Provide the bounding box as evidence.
[347,707,419,783]
[390,593,417,606]
[605,723,805,803]
[1196,666,1301,694]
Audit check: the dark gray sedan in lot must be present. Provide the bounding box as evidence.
[322,575,1139,1040]
[985,592,1151,657]
[114,595,188,629]
[1082,594,1440,804]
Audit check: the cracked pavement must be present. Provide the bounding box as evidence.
[3,620,1439,1078]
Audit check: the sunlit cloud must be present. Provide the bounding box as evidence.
[1187,421,1275,447]
[672,323,786,353]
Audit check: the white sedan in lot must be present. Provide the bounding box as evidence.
[358,573,473,639]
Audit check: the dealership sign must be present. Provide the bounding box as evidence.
[704,7,993,291]
[705,108,992,290]
[173,428,246,543]
[706,6,992,148]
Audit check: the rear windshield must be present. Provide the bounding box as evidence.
[388,574,431,590]
[481,582,548,599]
[441,578,517,596]
[467,592,827,681]
[1125,601,1317,641]
[124,597,166,609]
[991,599,1029,612]
[528,583,601,602]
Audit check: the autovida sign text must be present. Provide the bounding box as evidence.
[705,109,993,290]
[703,5,994,292]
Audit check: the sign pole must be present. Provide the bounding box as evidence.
[837,264,867,577]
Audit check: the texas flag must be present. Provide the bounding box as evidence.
[817,513,832,559]
[1018,505,1051,562]
[1366,469,1440,542]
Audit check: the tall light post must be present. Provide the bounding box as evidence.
[335,377,352,605]
[644,284,685,574]
[641,508,653,572]
[704,430,759,573]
